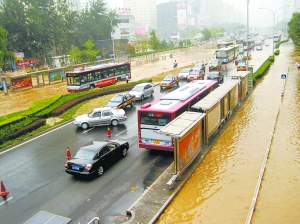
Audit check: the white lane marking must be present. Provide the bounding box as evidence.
[0,121,74,155]
[82,127,94,134]
[115,123,137,136]
[0,197,13,206]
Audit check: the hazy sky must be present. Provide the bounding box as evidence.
[107,0,288,27]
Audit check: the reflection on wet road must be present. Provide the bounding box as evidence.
[157,43,300,223]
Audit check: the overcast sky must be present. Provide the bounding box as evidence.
[107,0,288,27]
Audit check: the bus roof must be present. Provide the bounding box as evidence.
[66,62,130,74]
[139,80,217,114]
[192,80,239,111]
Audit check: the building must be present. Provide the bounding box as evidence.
[124,0,157,29]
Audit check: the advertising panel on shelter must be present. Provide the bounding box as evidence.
[207,102,221,138]
[49,70,65,81]
[224,95,229,118]
[178,123,202,171]
[11,76,32,88]
[230,85,238,110]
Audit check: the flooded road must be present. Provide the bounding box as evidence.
[157,42,300,223]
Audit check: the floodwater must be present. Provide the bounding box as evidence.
[157,43,300,224]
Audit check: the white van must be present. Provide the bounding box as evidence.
[256,44,263,50]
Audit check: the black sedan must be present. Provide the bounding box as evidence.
[65,139,129,177]
[207,71,224,83]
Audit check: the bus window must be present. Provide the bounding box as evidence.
[115,67,121,76]
[95,71,101,80]
[107,68,114,78]
[87,72,93,81]
[101,70,107,79]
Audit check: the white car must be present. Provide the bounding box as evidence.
[74,107,127,129]
[129,83,154,101]
[178,68,192,79]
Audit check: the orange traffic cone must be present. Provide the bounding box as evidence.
[0,181,9,197]
[107,127,112,137]
[66,147,72,159]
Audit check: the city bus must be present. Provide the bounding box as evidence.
[229,44,240,58]
[217,41,234,49]
[215,47,235,64]
[66,62,131,92]
[137,80,218,151]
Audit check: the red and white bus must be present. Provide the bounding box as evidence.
[66,62,131,92]
[137,80,218,152]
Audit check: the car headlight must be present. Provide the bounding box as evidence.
[84,164,93,171]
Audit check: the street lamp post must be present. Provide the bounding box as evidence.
[259,5,290,56]
[98,13,115,61]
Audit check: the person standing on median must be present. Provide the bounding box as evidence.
[126,74,129,83]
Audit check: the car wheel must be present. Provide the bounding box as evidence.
[150,91,154,97]
[177,82,179,86]
[130,101,134,107]
[111,119,118,126]
[81,122,89,130]
[141,95,144,101]
[121,147,128,157]
[96,166,104,177]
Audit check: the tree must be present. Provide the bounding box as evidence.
[201,28,212,41]
[69,46,82,64]
[81,40,99,62]
[288,12,300,47]
[0,26,15,71]
[149,29,160,50]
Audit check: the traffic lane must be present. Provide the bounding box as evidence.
[0,121,173,223]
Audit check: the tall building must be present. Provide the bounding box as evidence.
[124,0,157,29]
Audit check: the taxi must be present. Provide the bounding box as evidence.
[208,59,222,71]
[237,62,247,71]
[159,75,180,89]
[187,70,205,81]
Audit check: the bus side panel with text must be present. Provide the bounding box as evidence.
[138,80,218,151]
[66,62,131,92]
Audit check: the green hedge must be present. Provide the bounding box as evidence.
[274,50,280,55]
[252,56,274,83]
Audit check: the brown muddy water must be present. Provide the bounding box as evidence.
[157,44,300,224]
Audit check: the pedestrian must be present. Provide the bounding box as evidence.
[47,65,51,70]
[30,63,33,70]
[126,74,129,83]
[297,62,300,70]
[224,64,227,71]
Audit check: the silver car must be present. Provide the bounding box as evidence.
[129,83,154,101]
[178,68,192,79]
[74,107,127,129]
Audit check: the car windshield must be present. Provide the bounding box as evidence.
[210,61,219,66]
[180,69,190,73]
[238,63,246,66]
[131,85,144,92]
[110,96,123,103]
[163,76,172,81]
[189,71,199,75]
[74,149,96,160]
[208,72,218,77]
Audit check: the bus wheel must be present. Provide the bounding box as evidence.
[90,85,95,89]
[111,119,118,126]
[81,122,89,130]
[117,77,121,82]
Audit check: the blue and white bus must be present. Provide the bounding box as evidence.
[215,47,235,64]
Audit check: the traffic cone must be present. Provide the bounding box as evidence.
[107,127,112,137]
[66,147,72,159]
[0,181,9,197]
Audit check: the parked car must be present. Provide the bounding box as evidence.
[0,83,11,90]
[73,107,127,129]
[159,75,180,89]
[237,62,247,71]
[256,44,263,50]
[187,70,205,81]
[65,139,129,177]
[207,71,224,83]
[129,83,154,101]
[178,68,192,79]
[105,93,136,109]
[208,60,222,71]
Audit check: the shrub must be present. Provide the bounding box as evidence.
[274,50,280,55]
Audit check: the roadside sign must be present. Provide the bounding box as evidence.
[281,74,286,79]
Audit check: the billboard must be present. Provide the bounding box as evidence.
[11,76,32,88]
[177,2,187,28]
[49,70,65,81]
[178,123,202,171]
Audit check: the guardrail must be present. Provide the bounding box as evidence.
[87,217,100,224]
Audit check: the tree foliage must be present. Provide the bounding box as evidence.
[288,12,300,46]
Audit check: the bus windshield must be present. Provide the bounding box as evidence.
[216,51,227,58]
[67,75,81,86]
